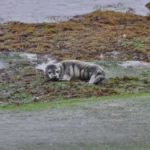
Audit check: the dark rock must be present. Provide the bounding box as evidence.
[145,2,150,10]
[0,30,4,36]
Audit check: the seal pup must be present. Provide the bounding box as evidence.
[45,60,105,84]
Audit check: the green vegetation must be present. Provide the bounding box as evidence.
[1,92,150,111]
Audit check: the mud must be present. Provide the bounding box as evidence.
[0,95,150,150]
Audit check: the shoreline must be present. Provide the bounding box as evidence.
[0,10,150,62]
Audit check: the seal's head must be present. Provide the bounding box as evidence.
[45,64,61,81]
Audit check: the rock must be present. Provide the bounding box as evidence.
[126,7,136,14]
[146,15,150,20]
[133,55,140,60]
[122,34,127,38]
[0,30,4,36]
[145,2,150,10]
[33,97,40,102]
[147,52,150,60]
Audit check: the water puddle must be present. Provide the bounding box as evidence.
[0,52,54,69]
[95,60,150,78]
[119,61,150,68]
[0,62,7,69]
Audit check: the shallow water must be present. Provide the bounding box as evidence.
[0,52,54,69]
[0,0,149,23]
[119,61,150,68]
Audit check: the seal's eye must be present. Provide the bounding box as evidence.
[48,71,52,74]
[55,70,59,73]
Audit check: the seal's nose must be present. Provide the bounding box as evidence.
[52,75,58,80]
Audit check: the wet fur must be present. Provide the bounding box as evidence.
[45,60,105,84]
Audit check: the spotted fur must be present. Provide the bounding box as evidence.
[45,60,105,84]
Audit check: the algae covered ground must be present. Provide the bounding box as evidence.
[0,10,150,106]
[0,10,150,61]
[0,52,150,106]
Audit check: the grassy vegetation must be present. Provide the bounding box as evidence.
[1,92,150,111]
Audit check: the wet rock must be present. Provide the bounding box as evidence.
[146,15,150,20]
[122,34,127,38]
[60,47,68,51]
[133,55,140,60]
[18,32,32,37]
[145,2,150,10]
[126,7,136,14]
[0,30,4,36]
[33,97,40,102]
[105,51,120,60]
[147,52,150,60]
